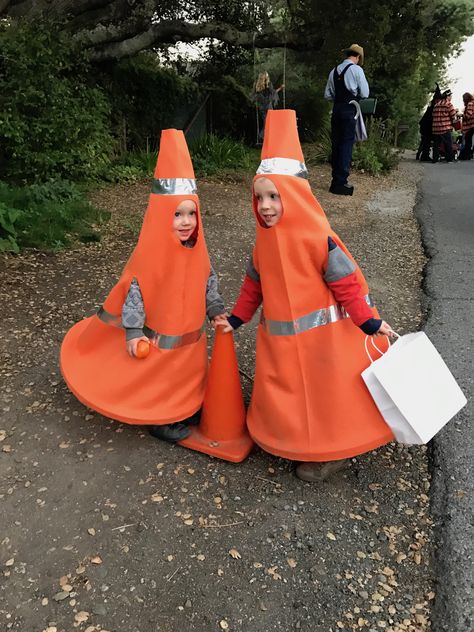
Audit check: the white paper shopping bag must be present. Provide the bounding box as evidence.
[361,332,467,444]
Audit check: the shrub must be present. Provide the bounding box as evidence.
[0,19,112,183]
[352,118,400,175]
[188,135,259,177]
[0,180,109,251]
[104,55,201,152]
[103,151,158,183]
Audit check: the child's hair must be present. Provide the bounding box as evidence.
[255,71,271,93]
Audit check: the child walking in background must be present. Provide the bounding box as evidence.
[222,110,396,482]
[61,129,226,443]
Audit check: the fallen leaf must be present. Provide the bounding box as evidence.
[327,532,337,541]
[287,558,297,568]
[197,554,205,561]
[267,566,282,580]
[229,548,241,559]
[90,556,102,564]
[87,528,96,536]
[74,611,89,623]
[5,558,14,567]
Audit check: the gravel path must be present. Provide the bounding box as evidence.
[0,158,434,632]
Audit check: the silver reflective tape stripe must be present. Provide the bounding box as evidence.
[256,157,308,179]
[96,307,204,350]
[151,178,197,195]
[143,325,204,350]
[261,294,374,336]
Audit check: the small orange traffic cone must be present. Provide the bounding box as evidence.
[179,327,254,462]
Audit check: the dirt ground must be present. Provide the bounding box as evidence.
[0,159,434,632]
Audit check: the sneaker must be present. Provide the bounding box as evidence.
[149,423,190,442]
[295,459,351,482]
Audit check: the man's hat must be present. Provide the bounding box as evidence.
[342,43,364,65]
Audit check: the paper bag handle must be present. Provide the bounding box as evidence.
[364,332,400,364]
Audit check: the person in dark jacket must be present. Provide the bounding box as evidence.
[416,84,442,162]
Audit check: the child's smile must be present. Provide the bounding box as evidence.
[254,177,283,227]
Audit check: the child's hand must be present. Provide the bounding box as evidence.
[126,336,150,358]
[211,313,233,333]
[374,321,396,338]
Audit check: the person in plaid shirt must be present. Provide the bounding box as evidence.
[432,89,457,163]
[459,92,474,160]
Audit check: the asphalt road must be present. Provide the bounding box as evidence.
[416,159,474,631]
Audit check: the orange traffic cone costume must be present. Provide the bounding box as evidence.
[60,130,211,425]
[231,110,394,461]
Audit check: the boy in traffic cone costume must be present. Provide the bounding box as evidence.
[222,110,396,481]
[61,129,227,442]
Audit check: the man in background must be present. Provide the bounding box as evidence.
[324,44,369,196]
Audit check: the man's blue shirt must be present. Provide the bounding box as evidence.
[324,60,369,101]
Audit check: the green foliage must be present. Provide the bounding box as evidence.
[352,119,400,174]
[0,19,113,183]
[103,55,200,152]
[0,180,109,251]
[303,127,332,166]
[189,135,259,177]
[207,76,255,141]
[104,151,158,183]
[0,202,21,252]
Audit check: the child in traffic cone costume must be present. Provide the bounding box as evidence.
[60,129,227,442]
[223,110,396,481]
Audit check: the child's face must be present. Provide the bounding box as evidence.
[173,200,197,241]
[254,178,283,227]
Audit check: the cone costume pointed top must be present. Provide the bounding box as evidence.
[61,129,211,425]
[245,110,393,461]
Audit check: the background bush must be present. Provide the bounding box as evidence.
[352,118,400,174]
[103,55,201,153]
[0,20,113,184]
[189,135,259,177]
[0,180,108,251]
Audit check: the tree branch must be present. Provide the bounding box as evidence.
[83,19,323,61]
